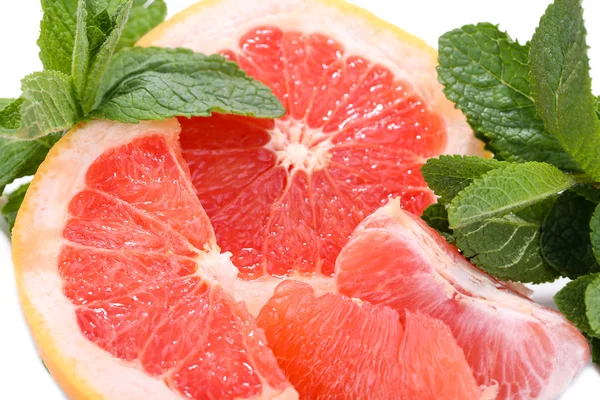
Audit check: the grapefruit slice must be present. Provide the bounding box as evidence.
[335,199,590,400]
[139,0,483,280]
[256,280,494,400]
[12,120,296,399]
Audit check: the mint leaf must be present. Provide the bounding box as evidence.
[1,183,30,232]
[117,0,166,51]
[455,200,559,283]
[0,98,24,134]
[38,0,79,74]
[72,0,90,98]
[421,156,506,203]
[0,134,61,194]
[555,273,599,335]
[422,203,450,232]
[18,71,80,139]
[586,275,600,335]
[0,99,14,109]
[591,203,600,265]
[541,192,600,278]
[92,0,129,14]
[437,23,577,170]
[530,0,600,181]
[571,184,600,204]
[88,47,285,122]
[448,162,574,230]
[592,337,600,364]
[87,0,164,50]
[81,0,132,113]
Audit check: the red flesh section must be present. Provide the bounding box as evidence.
[59,135,289,399]
[257,280,483,399]
[180,26,446,278]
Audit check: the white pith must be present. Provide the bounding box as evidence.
[264,119,332,173]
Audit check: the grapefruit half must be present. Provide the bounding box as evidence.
[139,0,483,284]
[12,120,296,399]
[336,199,590,400]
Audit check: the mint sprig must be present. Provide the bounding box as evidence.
[428,0,600,359]
[0,0,284,230]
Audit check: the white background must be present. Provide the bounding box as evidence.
[0,0,599,398]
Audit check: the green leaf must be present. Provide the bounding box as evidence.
[38,0,79,74]
[1,183,30,232]
[91,0,128,14]
[592,337,600,365]
[530,0,600,181]
[448,162,574,230]
[0,99,14,109]
[88,47,285,122]
[541,192,600,278]
[81,0,133,113]
[437,23,577,170]
[0,98,24,134]
[596,95,600,119]
[421,155,507,203]
[117,0,167,51]
[455,200,559,283]
[0,133,61,194]
[571,184,600,204]
[421,203,451,233]
[591,203,600,265]
[72,0,90,99]
[17,71,80,139]
[555,273,599,335]
[585,275,600,335]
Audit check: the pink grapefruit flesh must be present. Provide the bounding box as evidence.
[335,199,590,400]
[256,280,490,400]
[178,26,453,278]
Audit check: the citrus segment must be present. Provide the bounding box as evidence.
[256,280,487,399]
[13,120,295,400]
[335,199,590,399]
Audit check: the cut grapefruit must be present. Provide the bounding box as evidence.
[12,120,296,399]
[335,199,590,400]
[139,0,483,281]
[256,280,494,400]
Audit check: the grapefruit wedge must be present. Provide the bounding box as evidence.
[335,199,590,400]
[12,120,296,399]
[139,0,483,284]
[256,280,495,400]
